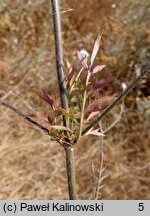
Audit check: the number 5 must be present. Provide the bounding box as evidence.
[138,203,144,211]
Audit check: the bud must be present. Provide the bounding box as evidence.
[79,49,90,58]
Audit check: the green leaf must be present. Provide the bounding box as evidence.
[59,108,77,123]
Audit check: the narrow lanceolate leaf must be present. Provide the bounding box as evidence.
[49,125,73,133]
[38,90,56,110]
[29,111,48,122]
[90,33,102,67]
[92,65,106,74]
[67,68,75,89]
[84,129,104,137]
[65,58,75,89]
[87,78,112,97]
[65,58,72,74]
[86,69,91,86]
[85,96,115,114]
[86,111,100,122]
[76,49,88,69]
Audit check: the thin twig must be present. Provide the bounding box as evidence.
[0,98,49,133]
[100,94,125,133]
[82,66,150,135]
[94,127,106,200]
[75,68,89,145]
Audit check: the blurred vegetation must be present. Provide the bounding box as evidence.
[0,0,149,199]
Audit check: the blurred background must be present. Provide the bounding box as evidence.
[0,0,150,199]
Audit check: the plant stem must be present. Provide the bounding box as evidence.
[0,99,49,133]
[82,66,150,135]
[75,69,90,145]
[76,86,87,145]
[95,136,104,200]
[50,0,68,115]
[65,146,77,200]
[69,68,83,94]
[50,0,77,199]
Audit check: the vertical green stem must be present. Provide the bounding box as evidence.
[76,89,87,144]
[95,136,104,200]
[75,70,90,145]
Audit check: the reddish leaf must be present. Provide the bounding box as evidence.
[85,96,115,114]
[87,78,112,97]
[86,111,100,121]
[85,129,104,137]
[29,111,48,122]
[50,125,73,133]
[90,33,102,67]
[76,49,88,69]
[39,90,56,110]
[92,65,106,74]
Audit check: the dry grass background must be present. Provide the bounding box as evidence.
[0,0,150,199]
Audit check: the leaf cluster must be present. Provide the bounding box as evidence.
[30,35,114,147]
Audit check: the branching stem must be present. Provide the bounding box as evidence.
[0,99,49,133]
[50,0,77,200]
[82,66,150,135]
